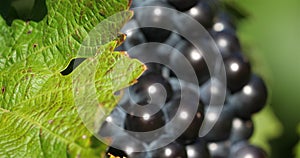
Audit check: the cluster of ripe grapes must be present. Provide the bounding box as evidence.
[103,0,268,157]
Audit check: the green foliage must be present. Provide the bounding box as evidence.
[295,124,300,158]
[238,25,283,153]
[250,106,282,153]
[0,0,145,157]
[222,0,283,154]
[233,0,300,157]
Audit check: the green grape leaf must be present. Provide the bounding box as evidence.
[0,0,145,157]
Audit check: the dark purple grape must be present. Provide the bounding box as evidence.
[125,108,166,132]
[212,30,241,58]
[164,87,204,144]
[168,77,181,92]
[121,20,146,50]
[200,78,229,106]
[99,108,126,137]
[170,40,209,85]
[164,32,183,48]
[105,1,269,158]
[185,1,215,28]
[212,11,236,34]
[228,74,268,119]
[106,134,147,158]
[129,72,173,105]
[142,27,173,43]
[106,147,127,158]
[167,0,199,11]
[203,106,235,142]
[230,118,254,143]
[150,141,188,158]
[135,0,174,42]
[186,138,210,158]
[230,140,248,155]
[124,105,166,143]
[231,143,268,158]
[224,53,251,93]
[208,141,231,158]
[144,62,164,75]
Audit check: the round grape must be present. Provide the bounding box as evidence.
[230,118,254,143]
[164,87,204,144]
[224,53,251,93]
[135,0,174,42]
[121,19,147,51]
[231,143,267,158]
[212,30,241,58]
[208,141,231,158]
[203,106,235,142]
[185,1,215,28]
[167,0,199,11]
[170,40,210,85]
[228,74,268,119]
[129,72,173,105]
[186,138,210,158]
[150,141,188,158]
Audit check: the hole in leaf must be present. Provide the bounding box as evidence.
[0,0,47,26]
[1,86,5,94]
[61,58,86,76]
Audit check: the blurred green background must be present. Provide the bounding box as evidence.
[0,0,299,157]
[234,0,300,157]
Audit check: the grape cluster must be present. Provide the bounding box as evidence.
[103,0,268,157]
